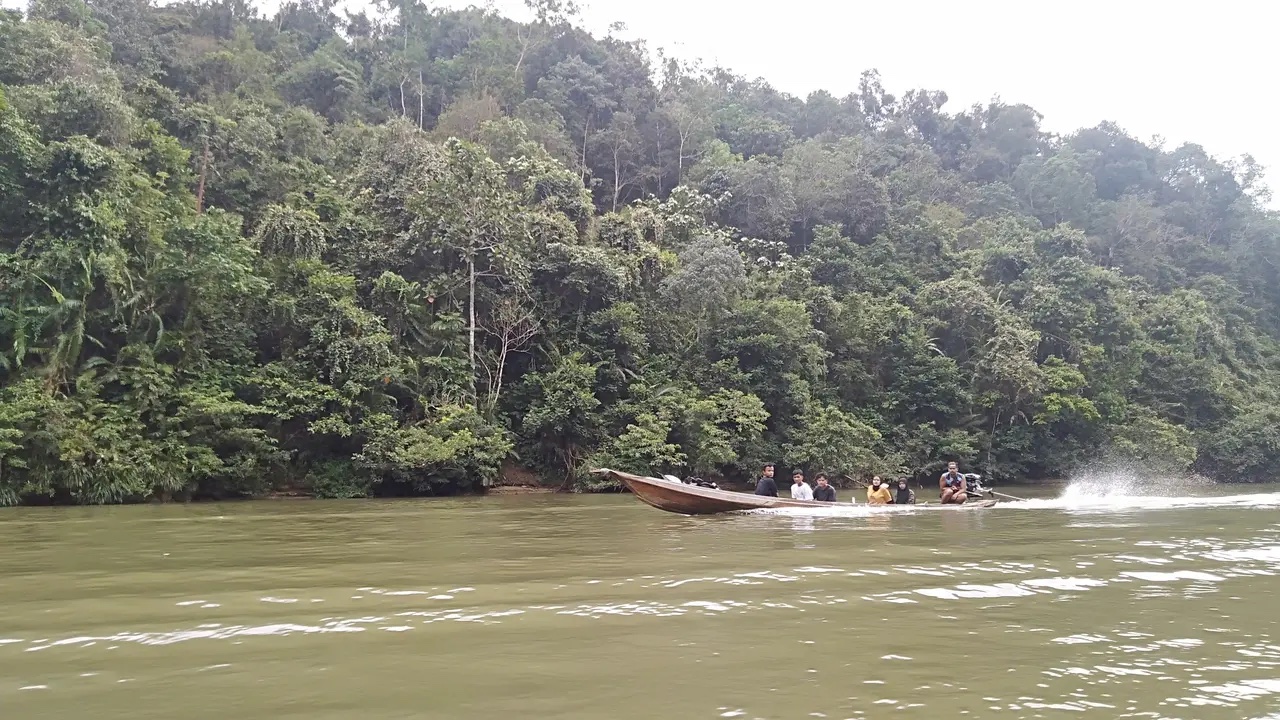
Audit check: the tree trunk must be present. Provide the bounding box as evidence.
[418,70,425,129]
[196,137,210,214]
[468,253,477,405]
[612,146,622,211]
[489,339,508,412]
[558,440,578,490]
[580,116,590,183]
[654,117,664,195]
[399,3,410,117]
[514,27,531,82]
[677,131,687,185]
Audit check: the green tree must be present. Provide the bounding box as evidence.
[0,0,1277,505]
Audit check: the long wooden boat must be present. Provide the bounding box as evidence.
[593,468,999,516]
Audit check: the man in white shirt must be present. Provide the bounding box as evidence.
[790,469,814,500]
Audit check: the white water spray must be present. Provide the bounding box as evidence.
[1058,460,1213,497]
[1011,461,1280,512]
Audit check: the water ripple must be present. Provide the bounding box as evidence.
[7,493,1280,719]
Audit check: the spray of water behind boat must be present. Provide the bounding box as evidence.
[1064,459,1214,496]
[1013,460,1280,511]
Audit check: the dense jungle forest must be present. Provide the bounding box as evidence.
[1,0,1278,504]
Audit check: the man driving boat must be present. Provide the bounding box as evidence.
[939,461,968,504]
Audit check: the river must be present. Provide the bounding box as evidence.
[3,479,1280,719]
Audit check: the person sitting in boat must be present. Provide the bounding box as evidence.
[939,461,968,504]
[790,470,814,500]
[813,473,837,502]
[866,475,892,505]
[893,477,915,505]
[754,463,778,497]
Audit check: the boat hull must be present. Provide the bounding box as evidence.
[593,469,998,516]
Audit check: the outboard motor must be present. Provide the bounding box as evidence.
[963,473,990,497]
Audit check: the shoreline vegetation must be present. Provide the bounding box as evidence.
[1,0,1278,506]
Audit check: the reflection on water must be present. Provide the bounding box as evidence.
[1,487,1279,719]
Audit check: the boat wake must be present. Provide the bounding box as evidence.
[747,504,912,518]
[1009,489,1280,512]
[1013,466,1280,512]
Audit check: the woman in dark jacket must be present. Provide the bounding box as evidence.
[893,478,915,505]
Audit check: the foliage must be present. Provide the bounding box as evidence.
[1,0,1278,504]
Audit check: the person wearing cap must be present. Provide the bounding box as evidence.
[754,463,778,497]
[789,470,814,500]
[893,477,915,505]
[866,475,892,505]
[812,473,837,502]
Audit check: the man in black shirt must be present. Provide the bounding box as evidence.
[754,463,778,496]
[813,473,837,502]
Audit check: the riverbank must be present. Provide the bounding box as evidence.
[486,484,557,495]
[257,461,561,500]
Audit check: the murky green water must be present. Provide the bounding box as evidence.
[4,485,1280,719]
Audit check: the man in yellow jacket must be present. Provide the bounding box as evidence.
[866,476,892,505]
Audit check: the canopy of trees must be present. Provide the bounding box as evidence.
[2,0,1278,504]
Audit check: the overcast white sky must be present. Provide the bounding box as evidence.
[6,0,1276,200]
[462,0,1278,198]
